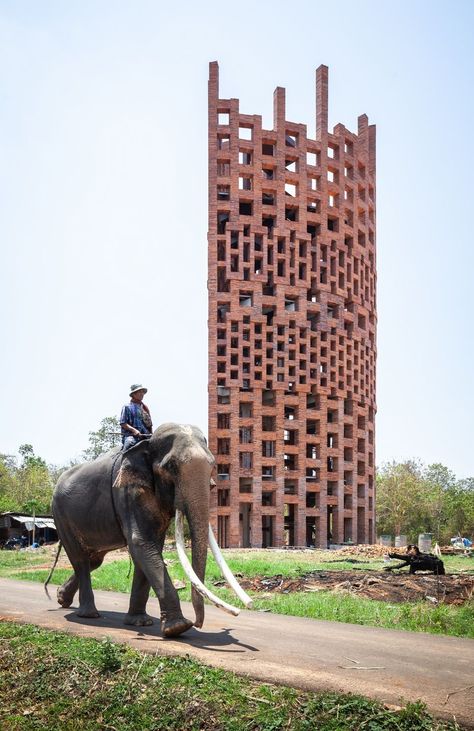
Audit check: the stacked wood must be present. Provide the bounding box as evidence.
[333,544,389,559]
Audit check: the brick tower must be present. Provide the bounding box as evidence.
[208,62,376,548]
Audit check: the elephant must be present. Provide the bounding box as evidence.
[48,423,251,637]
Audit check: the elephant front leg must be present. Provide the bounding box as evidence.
[124,564,154,627]
[128,539,193,637]
[160,566,194,637]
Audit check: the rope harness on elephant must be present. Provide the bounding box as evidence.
[111,435,152,535]
[110,449,126,538]
[110,449,134,579]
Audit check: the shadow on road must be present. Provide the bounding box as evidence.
[63,610,259,653]
[185,627,258,653]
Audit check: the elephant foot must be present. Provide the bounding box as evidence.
[124,613,154,627]
[57,587,73,608]
[76,606,100,619]
[161,614,194,638]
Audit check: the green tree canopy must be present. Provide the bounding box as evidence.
[0,445,53,514]
[376,460,428,537]
[377,460,474,543]
[83,416,121,460]
[18,443,47,469]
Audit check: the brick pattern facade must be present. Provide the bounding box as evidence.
[208,62,376,548]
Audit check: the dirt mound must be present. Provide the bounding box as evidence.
[236,571,474,605]
[332,544,389,559]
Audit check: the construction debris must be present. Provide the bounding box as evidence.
[333,544,389,559]
[440,545,473,556]
[232,571,474,605]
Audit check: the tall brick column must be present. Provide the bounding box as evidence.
[208,62,376,548]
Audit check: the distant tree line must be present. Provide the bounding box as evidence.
[0,417,121,514]
[0,444,56,515]
[1,420,473,545]
[376,460,474,544]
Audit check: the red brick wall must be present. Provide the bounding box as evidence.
[208,62,376,548]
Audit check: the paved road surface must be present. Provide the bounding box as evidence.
[1,578,473,727]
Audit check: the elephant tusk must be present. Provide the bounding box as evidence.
[174,510,240,617]
[208,524,253,608]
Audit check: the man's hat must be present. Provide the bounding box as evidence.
[130,384,148,396]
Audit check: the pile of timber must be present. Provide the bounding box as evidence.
[333,544,390,559]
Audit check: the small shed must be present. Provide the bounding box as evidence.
[0,512,58,545]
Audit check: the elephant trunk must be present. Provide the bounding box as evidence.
[187,499,208,628]
[173,452,252,625]
[174,510,240,620]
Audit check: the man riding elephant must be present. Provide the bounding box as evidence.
[120,384,153,450]
[47,423,252,637]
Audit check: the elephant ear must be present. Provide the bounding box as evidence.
[157,451,180,477]
[115,439,153,492]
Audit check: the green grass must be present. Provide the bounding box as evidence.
[1,547,471,579]
[214,549,473,576]
[2,548,473,639]
[206,549,388,575]
[0,548,53,574]
[0,622,461,731]
[250,592,474,638]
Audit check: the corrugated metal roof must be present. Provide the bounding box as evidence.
[6,515,56,530]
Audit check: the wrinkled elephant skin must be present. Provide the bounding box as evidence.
[52,423,214,637]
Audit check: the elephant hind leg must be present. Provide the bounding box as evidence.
[58,534,106,617]
[57,574,78,608]
[57,551,106,609]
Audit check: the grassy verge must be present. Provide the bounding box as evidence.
[249,592,474,638]
[0,622,461,731]
[2,549,473,638]
[1,546,471,578]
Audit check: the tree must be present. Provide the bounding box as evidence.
[0,454,19,512]
[17,444,53,513]
[376,460,429,538]
[0,446,53,513]
[18,444,47,470]
[83,416,121,460]
[423,463,457,543]
[376,460,474,544]
[444,478,474,539]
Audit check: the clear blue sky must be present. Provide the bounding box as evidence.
[1,0,473,476]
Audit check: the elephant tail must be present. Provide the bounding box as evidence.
[44,541,62,599]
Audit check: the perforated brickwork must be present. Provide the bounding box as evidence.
[208,62,376,548]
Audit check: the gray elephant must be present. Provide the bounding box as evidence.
[49,423,250,637]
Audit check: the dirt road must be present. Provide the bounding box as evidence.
[1,578,473,727]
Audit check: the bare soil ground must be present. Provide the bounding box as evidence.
[10,544,474,605]
[233,571,474,605]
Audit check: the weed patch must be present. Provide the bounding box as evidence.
[0,622,460,730]
[2,549,473,639]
